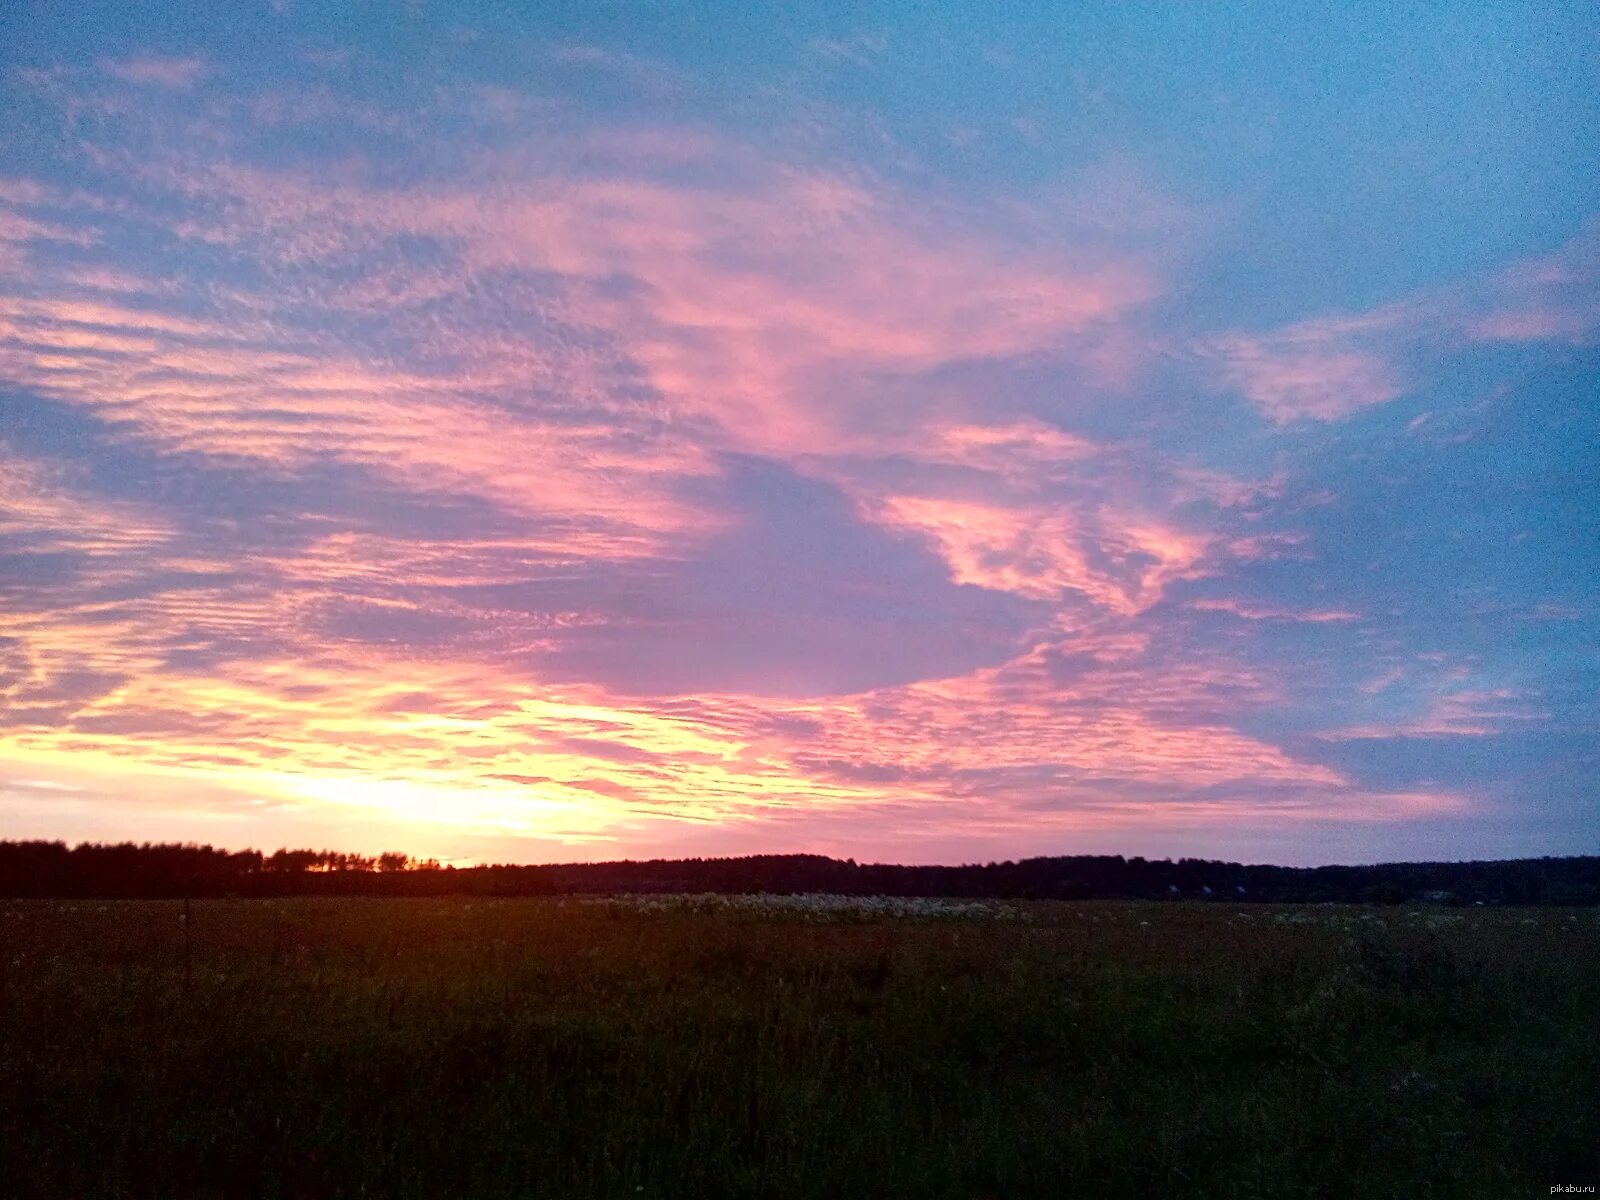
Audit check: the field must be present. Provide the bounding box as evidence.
[2,896,1596,1198]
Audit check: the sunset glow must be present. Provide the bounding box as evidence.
[1,3,1595,864]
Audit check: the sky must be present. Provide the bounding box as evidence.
[0,2,1596,866]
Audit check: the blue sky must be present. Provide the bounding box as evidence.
[0,1,1595,864]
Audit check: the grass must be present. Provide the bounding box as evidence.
[2,896,1596,1198]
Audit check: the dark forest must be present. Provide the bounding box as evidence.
[3,840,1596,905]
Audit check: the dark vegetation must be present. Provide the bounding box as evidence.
[3,839,1599,904]
[1,897,1595,1198]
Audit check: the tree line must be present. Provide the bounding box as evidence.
[1,840,1597,904]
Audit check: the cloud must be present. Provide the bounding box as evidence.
[0,57,1586,862]
[871,495,1211,614]
[1316,688,1550,741]
[1190,599,1357,623]
[150,157,1153,458]
[101,56,210,89]
[1467,219,1600,346]
[1207,220,1600,423]
[1205,320,1406,423]
[808,35,888,67]
[544,45,686,97]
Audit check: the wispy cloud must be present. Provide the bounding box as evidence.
[0,33,1590,862]
[1316,688,1549,741]
[1203,308,1412,423]
[100,56,210,89]
[808,35,888,67]
[1190,599,1357,623]
[1206,221,1600,423]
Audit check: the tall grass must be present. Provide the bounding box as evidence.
[2,898,1595,1198]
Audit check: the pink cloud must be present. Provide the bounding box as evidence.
[1467,308,1597,342]
[1191,599,1357,623]
[0,76,1509,860]
[101,56,210,89]
[1226,532,1311,561]
[1471,218,1600,345]
[1209,217,1600,423]
[1208,333,1404,423]
[4,122,1175,624]
[0,285,722,553]
[0,447,175,554]
[1317,688,1548,741]
[119,153,1154,458]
